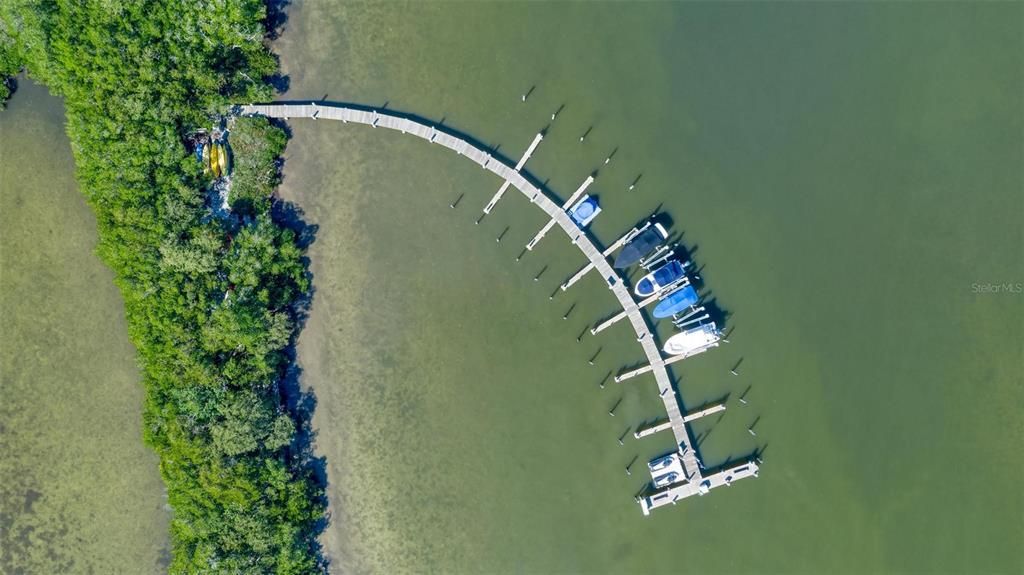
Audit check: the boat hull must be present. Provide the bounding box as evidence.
[662,323,720,356]
[209,142,221,177]
[202,143,211,174]
[652,285,698,318]
[634,259,685,297]
[614,223,667,269]
[216,142,228,176]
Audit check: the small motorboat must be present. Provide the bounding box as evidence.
[634,259,686,297]
[652,471,680,488]
[652,285,698,318]
[568,195,601,227]
[209,141,221,178]
[649,454,675,472]
[195,142,204,163]
[216,142,229,176]
[662,322,720,356]
[614,223,668,269]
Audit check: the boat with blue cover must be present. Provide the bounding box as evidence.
[634,259,686,297]
[652,285,698,318]
[614,223,668,269]
[568,195,601,227]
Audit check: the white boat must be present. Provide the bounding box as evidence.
[662,323,720,356]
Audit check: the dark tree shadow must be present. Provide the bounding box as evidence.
[273,194,328,571]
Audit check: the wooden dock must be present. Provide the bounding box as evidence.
[483,132,543,214]
[525,175,594,251]
[236,101,756,512]
[634,401,727,439]
[590,277,690,335]
[640,459,759,516]
[560,220,652,291]
[614,340,720,383]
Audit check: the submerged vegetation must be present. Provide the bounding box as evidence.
[1,2,324,573]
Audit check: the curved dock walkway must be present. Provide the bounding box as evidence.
[236,101,756,511]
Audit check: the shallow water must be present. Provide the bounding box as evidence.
[0,80,170,573]
[272,3,1022,573]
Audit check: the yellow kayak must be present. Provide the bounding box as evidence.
[202,143,211,174]
[209,141,221,178]
[216,142,228,176]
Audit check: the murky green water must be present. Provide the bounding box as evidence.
[0,80,170,573]
[274,2,1022,574]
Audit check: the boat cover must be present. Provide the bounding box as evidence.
[636,260,685,296]
[652,285,698,318]
[568,195,601,227]
[614,226,667,269]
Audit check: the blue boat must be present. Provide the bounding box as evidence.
[634,259,686,297]
[195,142,204,163]
[568,195,601,227]
[652,285,699,318]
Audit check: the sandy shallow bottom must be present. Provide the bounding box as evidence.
[0,80,170,573]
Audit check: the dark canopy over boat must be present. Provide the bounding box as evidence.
[613,223,668,269]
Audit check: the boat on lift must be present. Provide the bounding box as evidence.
[652,285,698,318]
[568,194,601,227]
[614,223,668,269]
[662,322,720,356]
[634,259,686,297]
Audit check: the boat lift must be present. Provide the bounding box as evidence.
[672,305,706,327]
[638,244,672,270]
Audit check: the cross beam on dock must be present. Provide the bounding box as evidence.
[235,101,743,509]
[560,220,653,291]
[483,132,544,214]
[525,175,595,250]
[634,401,727,439]
[615,340,720,383]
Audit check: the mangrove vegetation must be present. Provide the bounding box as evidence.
[1,1,324,572]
